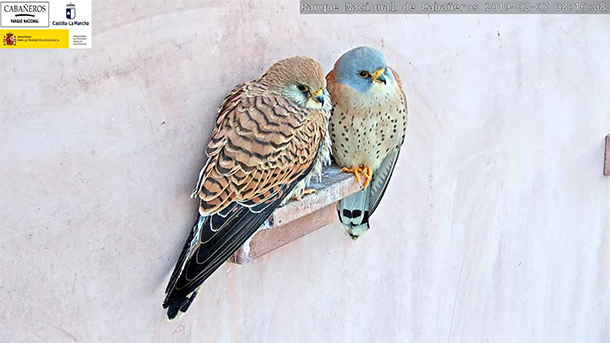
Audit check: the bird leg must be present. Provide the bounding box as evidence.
[361,166,373,189]
[302,189,316,196]
[341,167,363,185]
[341,166,373,189]
[292,189,316,202]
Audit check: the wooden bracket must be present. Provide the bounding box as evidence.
[604,135,610,176]
[230,165,361,264]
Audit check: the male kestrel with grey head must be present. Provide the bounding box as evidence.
[163,56,331,320]
[327,46,408,239]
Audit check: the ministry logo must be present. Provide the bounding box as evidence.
[66,2,75,19]
[3,32,16,46]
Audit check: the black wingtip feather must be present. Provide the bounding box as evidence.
[163,163,316,319]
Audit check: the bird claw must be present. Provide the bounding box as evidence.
[292,188,315,203]
[341,166,373,190]
[341,167,362,184]
[362,166,373,189]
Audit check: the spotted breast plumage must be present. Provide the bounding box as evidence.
[163,56,331,320]
[327,46,408,239]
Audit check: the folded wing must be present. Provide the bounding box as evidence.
[163,83,325,319]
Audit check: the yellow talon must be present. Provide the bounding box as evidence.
[340,166,372,189]
[341,167,363,185]
[362,166,373,189]
[302,189,315,196]
[362,167,370,179]
[292,189,315,202]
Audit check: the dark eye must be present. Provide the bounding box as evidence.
[297,84,309,92]
[358,71,370,78]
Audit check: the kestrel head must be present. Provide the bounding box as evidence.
[261,56,328,109]
[334,46,395,94]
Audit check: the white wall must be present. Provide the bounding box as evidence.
[1,1,609,342]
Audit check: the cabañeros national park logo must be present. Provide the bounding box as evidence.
[3,32,16,45]
[1,2,50,27]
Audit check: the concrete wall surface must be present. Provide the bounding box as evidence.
[1,1,609,342]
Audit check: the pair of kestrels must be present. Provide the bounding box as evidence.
[163,46,408,320]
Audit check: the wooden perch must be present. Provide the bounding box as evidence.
[231,164,360,264]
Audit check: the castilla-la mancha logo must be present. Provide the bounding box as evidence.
[66,3,75,19]
[3,32,16,46]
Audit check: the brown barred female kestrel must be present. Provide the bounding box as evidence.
[327,46,408,239]
[163,56,331,320]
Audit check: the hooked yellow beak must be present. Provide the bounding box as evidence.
[372,69,387,84]
[311,88,325,105]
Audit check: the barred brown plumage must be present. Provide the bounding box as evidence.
[163,56,331,320]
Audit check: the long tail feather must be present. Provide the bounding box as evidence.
[163,163,316,320]
[337,150,401,239]
[336,188,371,239]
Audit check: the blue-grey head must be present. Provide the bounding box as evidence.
[334,46,395,93]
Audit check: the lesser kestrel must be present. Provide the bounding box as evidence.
[163,56,331,320]
[327,46,408,239]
